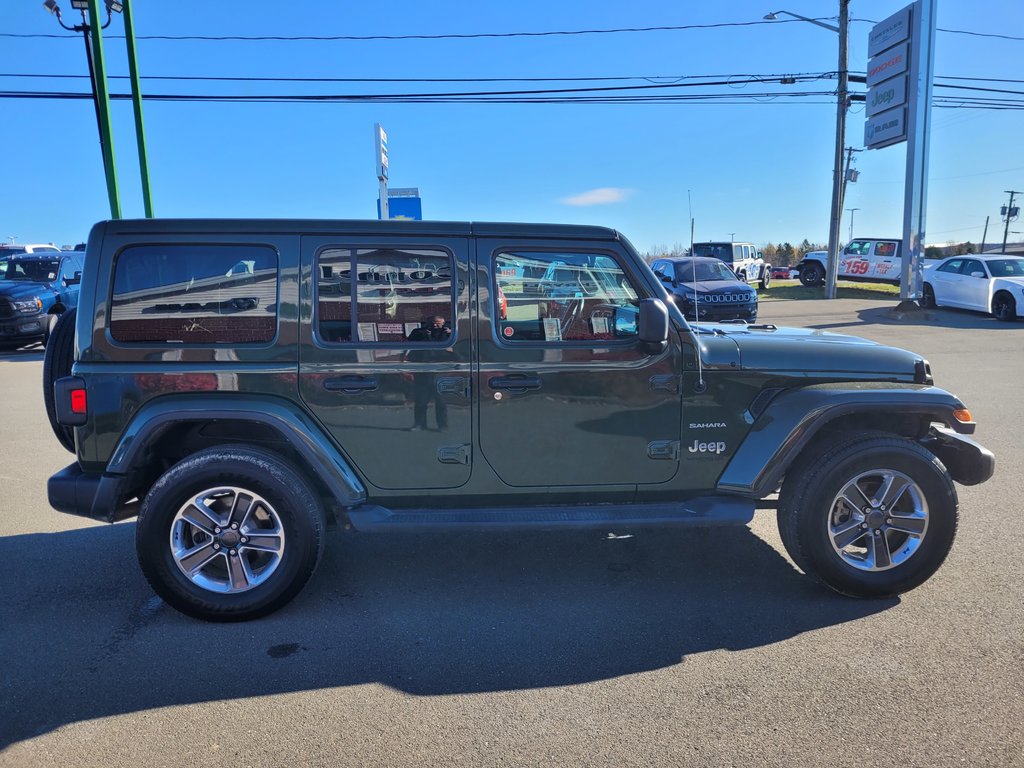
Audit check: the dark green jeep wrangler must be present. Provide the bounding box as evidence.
[45,219,994,621]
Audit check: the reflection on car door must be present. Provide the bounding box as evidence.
[931,258,965,306]
[959,259,991,311]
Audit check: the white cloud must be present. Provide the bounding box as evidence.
[560,187,634,206]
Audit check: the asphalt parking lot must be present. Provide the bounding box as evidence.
[1,297,1021,767]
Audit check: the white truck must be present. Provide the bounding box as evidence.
[797,238,901,287]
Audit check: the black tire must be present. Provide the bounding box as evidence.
[42,312,60,347]
[136,446,326,622]
[759,268,771,291]
[778,433,958,598]
[992,291,1016,322]
[800,262,825,287]
[42,307,76,453]
[921,283,937,309]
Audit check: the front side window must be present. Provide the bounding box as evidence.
[316,247,454,344]
[846,241,871,256]
[961,260,986,277]
[937,259,965,274]
[111,244,278,344]
[494,251,638,343]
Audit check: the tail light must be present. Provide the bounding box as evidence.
[54,376,88,426]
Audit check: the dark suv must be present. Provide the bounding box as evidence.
[0,250,84,349]
[651,256,758,323]
[44,219,994,621]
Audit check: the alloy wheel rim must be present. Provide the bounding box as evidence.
[827,469,929,572]
[170,486,286,594]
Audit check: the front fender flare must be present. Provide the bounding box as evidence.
[717,385,972,498]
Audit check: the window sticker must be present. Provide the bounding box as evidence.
[404,322,422,338]
[357,322,378,342]
[378,322,403,336]
[592,316,610,335]
[503,326,514,338]
[542,317,562,342]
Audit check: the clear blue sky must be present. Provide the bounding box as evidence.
[2,0,1022,252]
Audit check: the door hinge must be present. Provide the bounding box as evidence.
[647,440,680,460]
[438,444,472,465]
[436,376,470,398]
[649,374,680,394]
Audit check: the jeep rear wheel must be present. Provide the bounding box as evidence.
[136,446,326,621]
[800,262,825,287]
[42,307,76,453]
[778,434,958,598]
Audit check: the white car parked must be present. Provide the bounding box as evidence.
[922,253,1024,321]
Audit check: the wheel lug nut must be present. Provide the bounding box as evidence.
[880,505,886,511]
[230,549,237,556]
[213,543,221,550]
[240,536,248,544]
[861,523,868,529]
[214,527,222,534]
[886,518,892,525]
[231,523,239,530]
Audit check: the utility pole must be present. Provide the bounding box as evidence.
[824,0,850,299]
[980,215,989,253]
[1003,190,1021,253]
[122,0,154,217]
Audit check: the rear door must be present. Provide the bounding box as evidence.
[299,235,473,491]
[869,240,899,280]
[476,238,682,488]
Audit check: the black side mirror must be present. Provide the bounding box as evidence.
[63,271,82,287]
[638,298,669,354]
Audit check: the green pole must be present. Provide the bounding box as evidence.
[86,0,121,219]
[121,0,154,217]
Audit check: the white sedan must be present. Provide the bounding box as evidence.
[922,253,1024,321]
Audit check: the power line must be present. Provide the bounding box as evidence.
[2,19,1018,43]
[0,18,842,42]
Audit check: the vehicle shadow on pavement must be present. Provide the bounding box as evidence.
[805,306,1024,332]
[0,346,44,363]
[0,522,895,747]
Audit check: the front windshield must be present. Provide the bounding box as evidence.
[675,260,737,282]
[692,244,734,263]
[1,258,60,282]
[986,259,1024,278]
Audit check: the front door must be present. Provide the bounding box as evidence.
[299,235,473,491]
[476,239,682,488]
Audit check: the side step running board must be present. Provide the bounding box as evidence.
[345,497,754,533]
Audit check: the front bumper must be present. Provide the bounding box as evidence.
[683,302,758,322]
[0,313,46,341]
[922,425,995,486]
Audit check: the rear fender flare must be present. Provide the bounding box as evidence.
[106,395,367,508]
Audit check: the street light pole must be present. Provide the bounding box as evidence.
[824,0,850,299]
[765,5,848,299]
[846,207,860,242]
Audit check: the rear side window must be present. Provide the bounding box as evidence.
[110,244,278,344]
[316,246,454,344]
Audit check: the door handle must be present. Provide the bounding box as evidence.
[489,375,542,392]
[323,376,378,393]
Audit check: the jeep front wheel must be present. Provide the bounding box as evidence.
[777,434,958,598]
[136,446,326,621]
[799,262,825,287]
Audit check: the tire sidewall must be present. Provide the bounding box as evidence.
[795,443,958,596]
[136,450,322,620]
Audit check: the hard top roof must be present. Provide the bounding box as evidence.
[99,218,622,241]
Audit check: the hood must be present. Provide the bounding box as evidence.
[0,281,54,301]
[694,323,924,378]
[672,279,751,295]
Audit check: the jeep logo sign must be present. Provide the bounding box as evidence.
[688,440,727,454]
